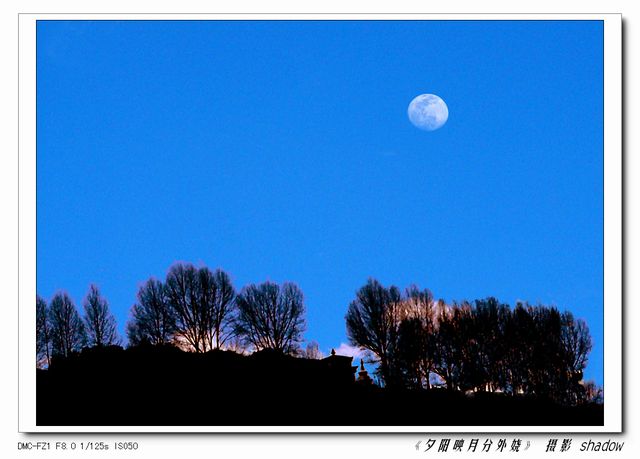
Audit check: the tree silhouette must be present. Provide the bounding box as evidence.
[234,281,305,354]
[83,285,119,347]
[345,279,595,403]
[432,306,463,390]
[345,279,402,386]
[127,278,175,346]
[583,380,603,404]
[164,263,202,350]
[48,292,86,358]
[304,340,323,359]
[528,306,564,399]
[399,286,438,389]
[200,268,236,350]
[505,303,535,395]
[560,311,592,404]
[396,317,427,389]
[471,298,510,392]
[36,267,597,411]
[36,295,51,368]
[561,312,592,376]
[164,263,236,352]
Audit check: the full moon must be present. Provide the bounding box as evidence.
[407,94,449,131]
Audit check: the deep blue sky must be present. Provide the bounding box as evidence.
[37,20,604,385]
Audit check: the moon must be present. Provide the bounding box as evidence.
[407,94,449,131]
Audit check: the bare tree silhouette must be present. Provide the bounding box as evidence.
[345,278,595,404]
[234,281,305,354]
[36,295,51,368]
[561,311,593,404]
[396,317,427,389]
[164,263,236,352]
[127,278,175,346]
[48,292,86,358]
[200,268,236,350]
[36,267,597,412]
[399,286,438,389]
[583,380,604,404]
[304,340,323,359]
[345,278,402,386]
[83,284,119,347]
[431,305,463,390]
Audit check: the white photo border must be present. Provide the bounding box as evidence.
[18,13,622,433]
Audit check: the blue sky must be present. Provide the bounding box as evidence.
[37,20,604,385]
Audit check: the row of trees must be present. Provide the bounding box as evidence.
[37,262,309,364]
[126,263,306,354]
[346,279,595,405]
[37,266,598,405]
[36,285,119,367]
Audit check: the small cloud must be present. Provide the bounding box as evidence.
[332,342,368,359]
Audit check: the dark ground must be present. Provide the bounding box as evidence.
[36,345,604,427]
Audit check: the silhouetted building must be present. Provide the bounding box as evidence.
[322,348,358,383]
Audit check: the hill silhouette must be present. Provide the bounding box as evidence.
[36,345,603,426]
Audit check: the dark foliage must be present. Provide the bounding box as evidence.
[346,279,594,406]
